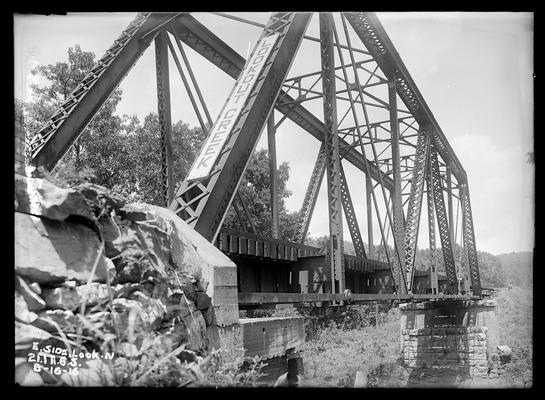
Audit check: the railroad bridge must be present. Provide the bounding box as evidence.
[23,12,496,382]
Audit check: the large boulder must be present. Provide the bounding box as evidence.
[115,203,239,327]
[15,174,95,221]
[15,213,110,284]
[110,221,171,284]
[76,182,127,212]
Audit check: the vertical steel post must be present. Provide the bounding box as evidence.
[155,30,174,206]
[389,75,406,283]
[320,12,345,294]
[268,112,279,239]
[366,173,374,258]
[426,165,439,295]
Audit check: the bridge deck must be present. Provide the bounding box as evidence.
[214,229,468,308]
[215,228,390,273]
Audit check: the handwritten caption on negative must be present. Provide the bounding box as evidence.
[27,342,115,376]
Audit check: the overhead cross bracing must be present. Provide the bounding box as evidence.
[28,12,482,304]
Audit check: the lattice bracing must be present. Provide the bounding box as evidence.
[461,183,482,295]
[429,144,458,294]
[296,143,327,243]
[340,164,367,259]
[403,127,429,292]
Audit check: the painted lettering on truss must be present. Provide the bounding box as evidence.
[186,33,280,181]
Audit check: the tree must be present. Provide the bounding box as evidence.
[18,44,207,205]
[116,113,206,205]
[223,148,301,242]
[20,44,124,174]
[497,251,532,288]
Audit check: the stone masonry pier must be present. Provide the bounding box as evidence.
[399,299,498,378]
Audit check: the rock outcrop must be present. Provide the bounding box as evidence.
[14,173,238,386]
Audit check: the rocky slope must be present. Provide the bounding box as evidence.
[14,170,220,386]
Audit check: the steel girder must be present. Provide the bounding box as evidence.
[403,127,429,293]
[339,164,367,259]
[167,14,394,191]
[169,12,312,243]
[429,145,458,294]
[460,183,482,295]
[154,31,174,206]
[296,143,326,243]
[320,12,345,293]
[29,13,170,169]
[343,12,467,184]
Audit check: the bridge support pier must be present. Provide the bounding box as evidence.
[399,299,498,379]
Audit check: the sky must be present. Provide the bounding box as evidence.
[13,12,534,256]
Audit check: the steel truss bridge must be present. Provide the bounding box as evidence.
[28,12,482,308]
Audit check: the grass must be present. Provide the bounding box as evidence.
[494,286,533,388]
[296,286,533,388]
[298,305,402,387]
